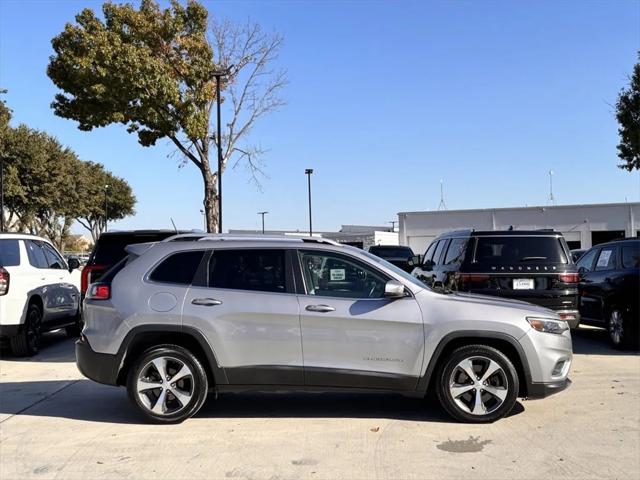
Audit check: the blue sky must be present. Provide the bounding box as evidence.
[1,0,639,235]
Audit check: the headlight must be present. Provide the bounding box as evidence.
[527,317,569,335]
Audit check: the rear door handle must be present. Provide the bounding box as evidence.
[306,304,335,313]
[191,298,222,306]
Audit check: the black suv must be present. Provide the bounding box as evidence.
[367,245,415,272]
[576,238,639,349]
[411,230,580,327]
[81,230,190,299]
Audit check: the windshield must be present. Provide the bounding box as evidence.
[369,246,414,258]
[474,236,568,264]
[359,249,427,290]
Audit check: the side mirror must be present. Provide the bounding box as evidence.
[384,280,406,299]
[68,257,80,271]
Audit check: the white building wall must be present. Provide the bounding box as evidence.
[399,203,640,254]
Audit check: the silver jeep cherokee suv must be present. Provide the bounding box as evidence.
[76,234,572,423]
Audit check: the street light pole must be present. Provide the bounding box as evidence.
[257,211,268,234]
[305,168,313,236]
[104,184,110,233]
[199,209,206,231]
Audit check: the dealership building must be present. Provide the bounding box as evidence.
[398,202,640,255]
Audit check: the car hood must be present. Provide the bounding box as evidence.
[445,291,558,317]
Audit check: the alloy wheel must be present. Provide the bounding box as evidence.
[136,356,195,416]
[609,310,624,346]
[448,356,509,415]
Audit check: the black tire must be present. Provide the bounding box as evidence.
[10,302,43,357]
[65,308,83,338]
[608,308,639,351]
[436,345,519,423]
[127,344,208,424]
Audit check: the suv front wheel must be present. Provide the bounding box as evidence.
[436,345,519,423]
[126,345,209,423]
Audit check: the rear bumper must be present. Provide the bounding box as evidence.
[527,378,572,399]
[75,336,120,386]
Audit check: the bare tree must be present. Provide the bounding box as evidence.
[208,18,288,201]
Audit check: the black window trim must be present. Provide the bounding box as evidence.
[294,248,396,300]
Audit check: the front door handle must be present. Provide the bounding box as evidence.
[306,304,335,313]
[191,298,222,306]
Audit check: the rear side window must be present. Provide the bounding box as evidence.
[444,238,469,265]
[622,244,639,268]
[0,239,20,266]
[149,251,205,285]
[474,236,568,264]
[25,240,48,268]
[595,246,618,271]
[209,249,286,293]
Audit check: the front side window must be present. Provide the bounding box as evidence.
[299,250,388,299]
[41,242,66,269]
[576,248,597,272]
[595,246,618,271]
[432,240,448,266]
[0,239,20,266]
[149,250,205,285]
[422,241,438,265]
[444,238,469,265]
[621,244,639,269]
[209,249,286,293]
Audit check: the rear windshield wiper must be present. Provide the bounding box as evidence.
[520,256,547,261]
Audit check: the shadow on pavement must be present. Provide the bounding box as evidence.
[0,330,76,363]
[0,378,525,425]
[571,326,640,356]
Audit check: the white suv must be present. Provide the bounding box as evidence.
[0,233,82,356]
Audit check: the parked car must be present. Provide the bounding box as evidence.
[410,230,580,327]
[0,233,81,356]
[576,238,639,349]
[367,245,416,272]
[77,234,572,424]
[81,230,190,300]
[571,249,586,263]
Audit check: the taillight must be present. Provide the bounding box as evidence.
[558,272,579,284]
[87,283,110,300]
[81,264,105,293]
[0,267,9,296]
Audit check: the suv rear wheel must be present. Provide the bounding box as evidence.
[10,302,42,357]
[126,345,208,423]
[436,345,519,423]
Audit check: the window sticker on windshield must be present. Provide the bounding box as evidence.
[597,250,612,267]
[330,268,346,281]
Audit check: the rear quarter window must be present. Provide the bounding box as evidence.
[0,239,20,266]
[148,251,206,285]
[622,244,639,268]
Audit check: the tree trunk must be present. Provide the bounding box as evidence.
[202,170,219,233]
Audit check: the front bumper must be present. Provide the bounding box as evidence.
[75,336,120,386]
[527,378,572,399]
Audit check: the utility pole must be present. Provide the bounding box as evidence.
[104,184,110,233]
[212,65,234,234]
[305,169,313,236]
[0,156,4,232]
[257,211,268,234]
[548,170,555,205]
[388,220,397,232]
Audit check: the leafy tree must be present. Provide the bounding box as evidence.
[47,0,286,232]
[75,161,136,242]
[616,54,640,171]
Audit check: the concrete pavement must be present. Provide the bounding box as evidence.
[0,327,639,480]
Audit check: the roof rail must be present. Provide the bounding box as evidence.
[163,233,343,246]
